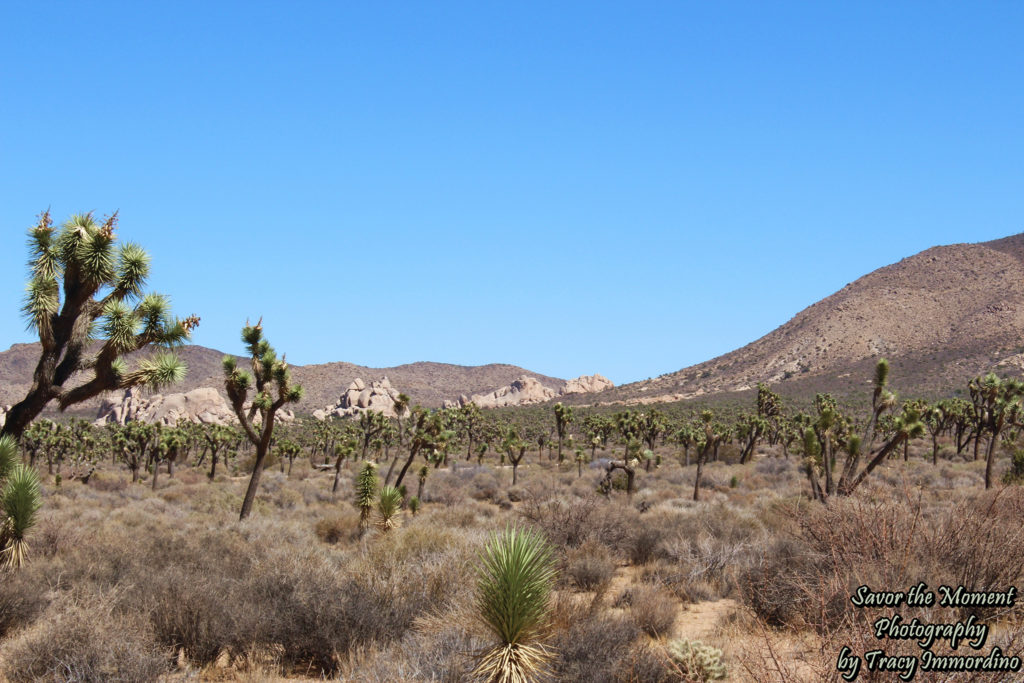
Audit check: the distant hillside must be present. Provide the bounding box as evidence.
[0,342,565,417]
[578,233,1024,405]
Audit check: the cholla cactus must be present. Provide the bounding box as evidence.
[376,485,402,532]
[666,639,727,681]
[0,435,42,569]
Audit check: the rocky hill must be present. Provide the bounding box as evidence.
[578,233,1024,405]
[0,343,569,419]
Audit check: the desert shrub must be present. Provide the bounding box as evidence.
[740,535,837,628]
[625,584,677,637]
[521,496,638,554]
[29,514,84,559]
[742,490,1024,632]
[466,468,501,502]
[550,600,642,683]
[0,566,49,637]
[2,593,169,682]
[314,512,361,544]
[1004,448,1024,484]
[628,526,664,565]
[564,539,616,591]
[615,642,678,683]
[638,558,696,602]
[86,471,129,492]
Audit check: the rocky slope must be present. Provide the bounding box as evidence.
[581,233,1024,404]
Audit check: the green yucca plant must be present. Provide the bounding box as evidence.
[473,526,557,683]
[0,435,41,570]
[355,461,379,528]
[376,485,402,532]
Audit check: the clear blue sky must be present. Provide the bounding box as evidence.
[1,2,1021,385]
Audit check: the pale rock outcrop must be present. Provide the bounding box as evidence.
[451,375,557,409]
[0,405,9,430]
[312,376,405,420]
[559,374,614,395]
[94,387,294,426]
[444,373,613,410]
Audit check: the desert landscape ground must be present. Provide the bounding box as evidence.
[2,219,1024,682]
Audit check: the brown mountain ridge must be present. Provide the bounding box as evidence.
[0,342,568,418]
[579,232,1024,405]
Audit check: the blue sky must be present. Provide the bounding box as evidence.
[1,2,1021,385]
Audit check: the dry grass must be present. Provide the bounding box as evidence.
[0,442,1020,680]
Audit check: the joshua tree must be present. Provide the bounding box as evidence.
[575,446,587,477]
[693,411,724,502]
[223,320,304,521]
[354,461,378,531]
[276,438,302,475]
[357,410,387,461]
[0,435,42,569]
[3,211,198,440]
[969,374,1024,488]
[459,402,485,461]
[472,526,557,683]
[393,392,411,446]
[392,408,451,489]
[502,427,529,486]
[674,423,697,466]
[553,402,574,463]
[152,426,185,490]
[416,464,429,501]
[636,409,667,454]
[202,424,241,481]
[332,436,357,495]
[582,413,614,451]
[599,446,638,501]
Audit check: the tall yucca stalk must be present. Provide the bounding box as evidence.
[2,211,198,439]
[0,435,41,569]
[355,461,379,529]
[473,526,557,683]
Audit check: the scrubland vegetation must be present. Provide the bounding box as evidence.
[3,406,1024,682]
[4,213,1024,681]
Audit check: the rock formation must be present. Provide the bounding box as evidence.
[445,375,557,409]
[444,373,614,409]
[94,387,294,426]
[560,374,614,395]
[312,376,404,420]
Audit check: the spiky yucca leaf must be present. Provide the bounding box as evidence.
[1,464,41,570]
[376,486,402,532]
[21,276,59,333]
[115,242,150,296]
[101,299,139,353]
[473,526,557,683]
[128,352,187,391]
[0,436,19,482]
[76,226,116,285]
